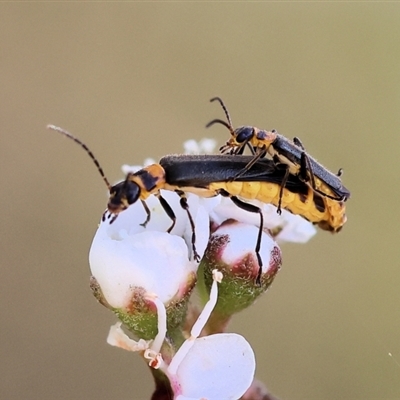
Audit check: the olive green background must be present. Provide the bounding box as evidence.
[1,4,399,400]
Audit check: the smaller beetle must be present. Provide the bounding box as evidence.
[206,97,351,203]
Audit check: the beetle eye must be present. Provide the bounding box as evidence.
[124,181,140,205]
[108,181,140,213]
[235,127,254,144]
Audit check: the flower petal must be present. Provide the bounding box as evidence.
[89,227,195,307]
[174,333,255,400]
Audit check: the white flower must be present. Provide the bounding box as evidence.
[107,322,151,352]
[90,229,192,308]
[89,192,205,308]
[274,210,317,243]
[172,333,255,400]
[183,138,217,154]
[121,158,156,175]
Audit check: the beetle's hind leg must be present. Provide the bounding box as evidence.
[219,189,264,286]
[175,190,201,262]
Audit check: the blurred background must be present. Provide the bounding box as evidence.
[1,3,399,400]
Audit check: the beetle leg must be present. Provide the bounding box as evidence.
[313,187,346,201]
[293,136,305,149]
[298,151,309,182]
[294,139,321,196]
[231,146,267,181]
[155,192,176,233]
[175,190,200,262]
[236,142,248,155]
[300,154,345,201]
[277,166,290,215]
[294,137,318,190]
[245,142,256,155]
[140,200,151,227]
[220,190,264,285]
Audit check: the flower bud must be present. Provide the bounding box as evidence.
[201,220,282,319]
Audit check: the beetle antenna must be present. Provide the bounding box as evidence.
[209,97,235,136]
[205,118,232,131]
[47,124,112,190]
[210,97,233,126]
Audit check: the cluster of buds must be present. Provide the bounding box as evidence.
[88,140,316,399]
